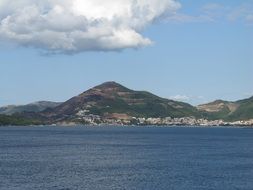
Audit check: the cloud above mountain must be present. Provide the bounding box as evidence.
[0,0,180,53]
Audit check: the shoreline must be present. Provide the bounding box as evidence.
[1,124,253,128]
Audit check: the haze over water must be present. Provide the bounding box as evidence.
[0,126,253,190]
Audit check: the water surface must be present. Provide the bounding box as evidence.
[0,126,253,190]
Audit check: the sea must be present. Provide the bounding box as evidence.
[0,126,252,190]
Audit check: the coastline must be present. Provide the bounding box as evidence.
[1,123,252,128]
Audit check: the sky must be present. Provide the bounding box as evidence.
[0,0,252,106]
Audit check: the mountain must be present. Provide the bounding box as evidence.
[40,81,200,123]
[0,101,61,115]
[197,100,239,120]
[197,96,253,121]
[2,82,252,125]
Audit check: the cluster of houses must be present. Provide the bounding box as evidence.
[74,110,253,126]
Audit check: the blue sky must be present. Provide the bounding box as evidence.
[0,0,252,106]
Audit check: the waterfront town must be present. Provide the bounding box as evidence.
[65,111,253,127]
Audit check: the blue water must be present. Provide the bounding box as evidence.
[0,126,253,190]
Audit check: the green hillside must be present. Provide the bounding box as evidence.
[87,90,200,118]
[198,97,253,121]
[0,114,41,126]
[42,82,200,122]
[1,82,252,125]
[226,96,253,121]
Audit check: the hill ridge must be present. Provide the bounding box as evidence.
[1,82,252,124]
[40,81,199,123]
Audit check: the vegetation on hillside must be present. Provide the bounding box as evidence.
[0,82,252,125]
[45,82,200,121]
[226,96,253,121]
[198,97,253,121]
[0,114,41,126]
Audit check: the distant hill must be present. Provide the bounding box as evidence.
[0,101,61,115]
[1,82,252,125]
[41,81,200,123]
[227,96,253,121]
[197,96,253,121]
[0,114,41,126]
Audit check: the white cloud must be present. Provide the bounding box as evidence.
[243,92,253,97]
[163,3,223,24]
[169,94,206,105]
[169,95,190,102]
[165,2,253,25]
[0,0,180,53]
[225,3,253,24]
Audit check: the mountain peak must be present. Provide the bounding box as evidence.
[96,81,124,88]
[92,81,130,92]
